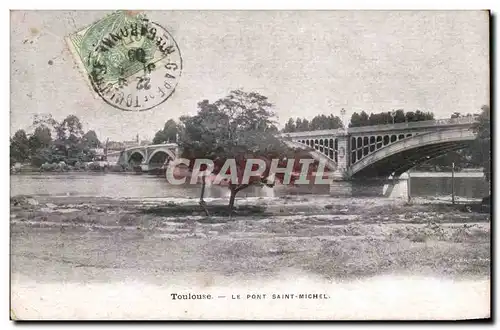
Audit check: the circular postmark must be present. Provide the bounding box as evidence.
[83,12,182,111]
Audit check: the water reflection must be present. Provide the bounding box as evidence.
[410,176,490,199]
[9,172,490,199]
[9,173,283,199]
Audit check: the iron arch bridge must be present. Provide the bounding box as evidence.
[280,116,478,180]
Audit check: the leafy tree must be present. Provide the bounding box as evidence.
[471,105,491,183]
[52,115,86,161]
[32,114,59,134]
[284,118,296,133]
[153,119,178,144]
[349,109,432,127]
[404,110,433,122]
[11,114,101,168]
[28,125,52,154]
[393,109,406,124]
[349,112,361,128]
[285,114,343,132]
[295,118,302,132]
[326,114,343,129]
[301,118,310,131]
[179,90,305,213]
[405,111,417,122]
[414,110,434,121]
[349,111,370,127]
[10,129,30,165]
[30,147,55,167]
[359,111,369,126]
[82,130,101,148]
[55,115,84,140]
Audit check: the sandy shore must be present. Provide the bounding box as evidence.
[10,195,491,320]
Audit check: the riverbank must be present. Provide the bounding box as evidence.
[12,164,486,176]
[10,193,490,319]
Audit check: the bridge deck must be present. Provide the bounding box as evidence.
[281,116,477,138]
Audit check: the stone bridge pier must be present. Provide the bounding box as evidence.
[329,175,410,199]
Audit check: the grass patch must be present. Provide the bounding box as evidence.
[139,204,270,218]
[306,236,491,279]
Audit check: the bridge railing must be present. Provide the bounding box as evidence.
[347,116,477,134]
[280,116,478,139]
[279,128,346,139]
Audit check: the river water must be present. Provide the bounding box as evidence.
[10,172,490,199]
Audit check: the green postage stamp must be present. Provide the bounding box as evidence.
[66,11,182,111]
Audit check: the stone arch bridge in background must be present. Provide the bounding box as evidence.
[107,143,179,172]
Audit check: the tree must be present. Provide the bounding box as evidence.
[309,115,323,130]
[82,130,101,148]
[472,105,491,183]
[359,111,369,126]
[405,111,417,122]
[47,115,95,165]
[28,125,52,155]
[208,90,280,210]
[349,112,361,127]
[326,114,343,129]
[11,114,101,167]
[301,118,310,131]
[32,114,59,134]
[30,147,55,167]
[415,110,434,121]
[393,109,406,123]
[52,115,85,160]
[295,118,303,132]
[153,119,178,144]
[10,129,30,165]
[284,118,296,133]
[350,109,432,127]
[55,115,84,140]
[179,90,310,213]
[284,115,342,132]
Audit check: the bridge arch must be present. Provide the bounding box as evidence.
[350,128,475,178]
[281,140,337,170]
[146,148,176,165]
[128,150,146,166]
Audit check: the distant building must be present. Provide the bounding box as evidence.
[106,141,126,151]
[105,137,152,152]
[107,140,140,151]
[122,140,140,148]
[91,148,105,156]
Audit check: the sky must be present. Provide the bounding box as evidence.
[10,10,489,141]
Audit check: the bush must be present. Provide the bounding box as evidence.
[73,161,88,171]
[87,162,103,171]
[40,162,58,171]
[31,148,54,167]
[39,161,70,172]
